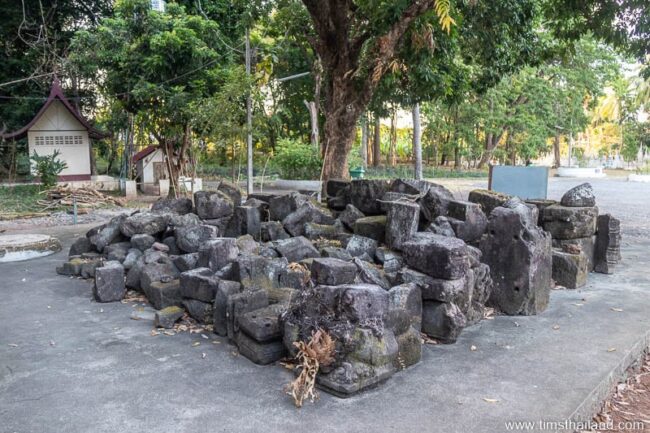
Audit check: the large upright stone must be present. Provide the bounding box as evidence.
[350,179,390,215]
[594,214,621,274]
[215,180,243,206]
[402,232,469,280]
[194,190,234,220]
[561,183,596,207]
[385,201,419,251]
[542,205,598,240]
[480,202,552,315]
[197,238,239,271]
[282,283,398,396]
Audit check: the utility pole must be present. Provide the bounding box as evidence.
[245,28,253,195]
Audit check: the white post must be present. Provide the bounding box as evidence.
[413,102,423,180]
[245,28,254,195]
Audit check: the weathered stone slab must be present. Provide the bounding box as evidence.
[542,205,598,240]
[231,255,288,291]
[151,197,193,215]
[154,306,184,329]
[552,237,595,271]
[213,280,243,336]
[395,326,422,369]
[446,200,488,243]
[179,267,220,302]
[353,215,387,243]
[421,301,466,343]
[69,237,93,257]
[139,260,180,293]
[402,232,469,280]
[182,299,214,324]
[480,203,552,315]
[197,238,239,271]
[175,224,218,253]
[594,214,621,274]
[226,289,269,340]
[130,234,156,252]
[311,258,357,286]
[283,203,335,237]
[344,235,378,259]
[144,279,182,310]
[269,192,308,221]
[226,206,262,239]
[260,221,290,242]
[274,236,320,262]
[235,331,286,365]
[119,212,167,237]
[238,304,286,343]
[385,201,419,251]
[172,253,200,272]
[552,249,588,289]
[419,184,454,222]
[350,179,390,215]
[338,204,365,230]
[467,189,510,216]
[375,247,403,273]
[194,190,234,220]
[93,261,126,302]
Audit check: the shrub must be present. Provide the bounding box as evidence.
[30,150,68,188]
[273,138,322,180]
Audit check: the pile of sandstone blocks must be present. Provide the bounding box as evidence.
[56,178,621,396]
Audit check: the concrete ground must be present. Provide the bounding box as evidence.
[1,177,650,433]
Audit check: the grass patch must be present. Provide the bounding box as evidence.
[0,184,59,216]
[364,165,488,179]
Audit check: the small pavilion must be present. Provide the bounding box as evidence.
[1,78,105,181]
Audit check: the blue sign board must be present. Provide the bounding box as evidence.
[489,165,549,199]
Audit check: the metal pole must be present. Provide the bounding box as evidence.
[245,28,254,195]
[73,196,77,225]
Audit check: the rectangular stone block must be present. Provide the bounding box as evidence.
[179,267,220,302]
[402,232,470,280]
[594,214,621,274]
[542,205,598,239]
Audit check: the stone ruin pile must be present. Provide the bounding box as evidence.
[56,179,621,397]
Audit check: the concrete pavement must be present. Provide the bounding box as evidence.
[1,177,649,433]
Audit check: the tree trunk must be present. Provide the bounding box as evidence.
[553,131,561,168]
[373,114,381,167]
[412,103,422,180]
[361,112,369,169]
[389,107,397,166]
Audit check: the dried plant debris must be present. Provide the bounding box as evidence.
[593,353,650,432]
[285,329,336,408]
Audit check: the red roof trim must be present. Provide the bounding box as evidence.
[1,78,107,140]
[132,145,158,162]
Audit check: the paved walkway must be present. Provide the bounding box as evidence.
[1,177,649,433]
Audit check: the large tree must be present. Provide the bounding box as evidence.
[298,0,540,180]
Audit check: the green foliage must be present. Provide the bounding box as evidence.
[0,185,52,215]
[273,139,322,180]
[30,151,68,188]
